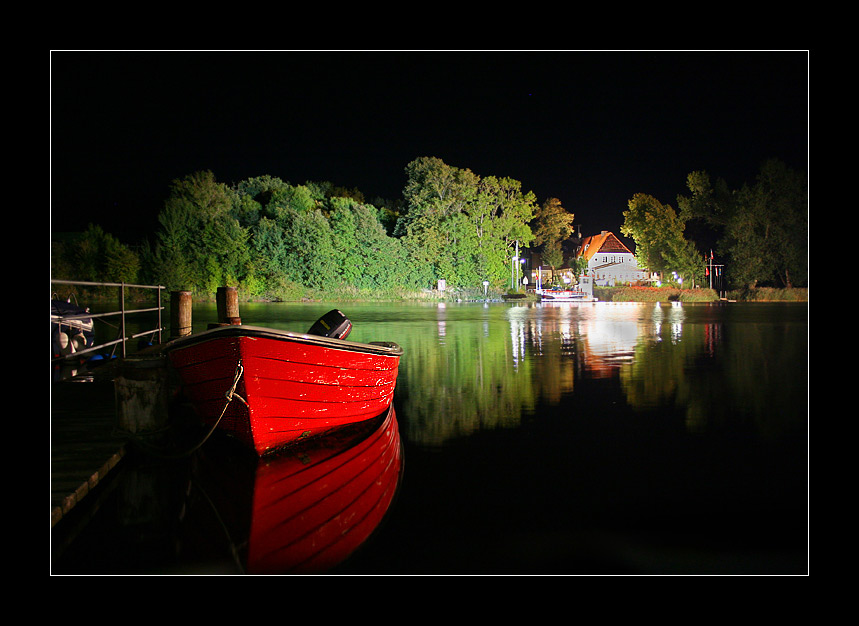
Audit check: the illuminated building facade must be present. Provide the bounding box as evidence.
[575,231,649,286]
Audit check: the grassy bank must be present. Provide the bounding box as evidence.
[595,285,808,303]
[724,287,808,302]
[595,286,719,302]
[54,280,808,306]
[239,282,506,303]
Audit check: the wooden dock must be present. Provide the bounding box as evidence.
[51,369,128,528]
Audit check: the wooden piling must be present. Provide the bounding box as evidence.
[170,291,192,338]
[216,286,241,325]
[114,354,170,434]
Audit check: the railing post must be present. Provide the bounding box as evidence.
[120,283,127,358]
[51,279,167,365]
[157,287,163,344]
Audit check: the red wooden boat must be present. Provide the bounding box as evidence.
[164,313,402,455]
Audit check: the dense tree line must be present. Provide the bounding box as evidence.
[52,158,549,299]
[52,155,807,298]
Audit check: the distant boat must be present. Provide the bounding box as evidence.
[51,298,95,359]
[537,289,597,302]
[164,311,403,456]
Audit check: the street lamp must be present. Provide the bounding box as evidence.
[511,240,521,290]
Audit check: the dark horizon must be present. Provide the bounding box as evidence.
[50,50,808,244]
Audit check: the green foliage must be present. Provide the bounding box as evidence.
[52,224,140,284]
[571,256,589,279]
[728,160,807,288]
[531,197,575,249]
[621,193,704,287]
[122,159,539,299]
[148,171,249,295]
[397,157,537,290]
[328,197,412,291]
[677,159,807,289]
[139,170,444,299]
[60,153,806,302]
[541,241,564,270]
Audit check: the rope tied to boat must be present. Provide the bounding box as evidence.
[224,360,249,407]
[119,359,249,460]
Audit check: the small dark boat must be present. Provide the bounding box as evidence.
[164,310,403,456]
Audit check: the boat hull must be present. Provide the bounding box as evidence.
[51,299,95,359]
[165,325,402,455]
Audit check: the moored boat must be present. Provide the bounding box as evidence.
[537,289,597,302]
[51,298,95,359]
[164,312,402,455]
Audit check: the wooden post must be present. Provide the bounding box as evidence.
[115,354,170,434]
[170,291,192,338]
[216,286,241,325]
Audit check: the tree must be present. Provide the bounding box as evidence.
[542,242,564,272]
[471,175,536,288]
[151,171,250,293]
[532,197,575,248]
[328,197,409,290]
[397,157,480,287]
[252,217,290,281]
[58,224,140,284]
[621,193,680,272]
[621,193,702,286]
[530,197,574,282]
[677,159,807,289]
[728,160,807,288]
[278,206,337,289]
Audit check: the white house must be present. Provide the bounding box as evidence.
[575,231,648,286]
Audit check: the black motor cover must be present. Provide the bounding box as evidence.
[307,309,352,339]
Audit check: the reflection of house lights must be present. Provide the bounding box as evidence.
[511,302,695,381]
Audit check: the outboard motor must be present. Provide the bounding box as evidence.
[307,309,352,339]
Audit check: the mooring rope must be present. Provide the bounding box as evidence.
[224,361,248,408]
[124,360,247,459]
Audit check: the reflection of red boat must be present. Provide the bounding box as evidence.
[165,321,402,456]
[190,404,402,574]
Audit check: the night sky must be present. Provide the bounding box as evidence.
[50,50,808,244]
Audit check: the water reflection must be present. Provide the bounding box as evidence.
[54,301,806,574]
[399,301,807,446]
[205,300,806,447]
[181,406,402,574]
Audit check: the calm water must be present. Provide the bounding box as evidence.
[52,300,808,575]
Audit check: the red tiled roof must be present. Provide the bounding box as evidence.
[576,232,633,261]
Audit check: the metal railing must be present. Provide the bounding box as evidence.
[51,279,166,362]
